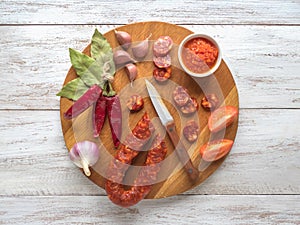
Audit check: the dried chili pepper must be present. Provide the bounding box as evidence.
[104,82,122,148]
[64,84,102,120]
[92,95,107,137]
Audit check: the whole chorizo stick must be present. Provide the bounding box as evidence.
[105,135,167,207]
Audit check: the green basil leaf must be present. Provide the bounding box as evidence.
[69,48,104,88]
[56,77,89,101]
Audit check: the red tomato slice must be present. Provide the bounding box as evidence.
[208,106,238,133]
[200,139,233,162]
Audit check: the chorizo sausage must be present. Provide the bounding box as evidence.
[126,94,144,112]
[105,113,153,183]
[153,54,171,68]
[105,134,167,207]
[173,86,190,107]
[183,120,199,142]
[201,94,219,111]
[180,97,199,115]
[153,36,173,57]
[153,66,172,82]
[105,113,168,207]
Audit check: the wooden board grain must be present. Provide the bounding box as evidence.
[59,22,239,199]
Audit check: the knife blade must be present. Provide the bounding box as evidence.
[145,80,199,182]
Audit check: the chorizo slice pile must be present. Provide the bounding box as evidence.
[153,36,173,82]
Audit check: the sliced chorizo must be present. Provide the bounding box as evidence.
[153,54,171,68]
[153,66,171,82]
[105,113,153,183]
[183,120,199,143]
[127,94,144,112]
[153,36,173,56]
[180,97,199,115]
[173,86,190,107]
[201,94,219,111]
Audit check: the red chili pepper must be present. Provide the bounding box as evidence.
[106,95,122,148]
[92,95,107,137]
[64,84,102,120]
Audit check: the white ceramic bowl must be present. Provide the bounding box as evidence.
[178,33,222,77]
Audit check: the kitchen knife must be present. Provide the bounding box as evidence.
[145,80,199,182]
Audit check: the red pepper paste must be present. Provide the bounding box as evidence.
[182,37,218,73]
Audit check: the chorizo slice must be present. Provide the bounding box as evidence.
[153,66,171,82]
[127,94,144,112]
[183,120,199,143]
[173,86,190,107]
[180,97,199,115]
[153,36,173,56]
[201,94,219,111]
[153,54,171,68]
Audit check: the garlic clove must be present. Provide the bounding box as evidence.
[132,33,152,60]
[114,30,132,50]
[69,141,100,177]
[124,63,137,86]
[113,50,135,66]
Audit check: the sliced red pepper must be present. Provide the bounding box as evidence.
[93,95,107,137]
[200,139,233,162]
[64,84,102,120]
[106,95,122,148]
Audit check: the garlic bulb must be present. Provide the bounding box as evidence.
[69,141,100,176]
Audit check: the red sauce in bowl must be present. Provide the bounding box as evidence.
[182,37,219,74]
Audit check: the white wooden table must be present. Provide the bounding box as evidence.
[1,1,299,224]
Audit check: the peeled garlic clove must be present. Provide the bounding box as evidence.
[124,63,137,85]
[114,30,132,50]
[132,33,152,60]
[69,141,100,177]
[113,50,135,66]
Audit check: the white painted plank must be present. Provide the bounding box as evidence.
[0,25,299,109]
[0,109,299,196]
[0,195,299,224]
[1,0,300,25]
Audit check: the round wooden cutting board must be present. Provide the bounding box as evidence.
[60,21,239,199]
